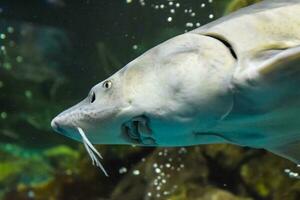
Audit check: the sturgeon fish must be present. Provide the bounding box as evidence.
[51,0,300,175]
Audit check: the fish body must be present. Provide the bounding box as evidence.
[192,0,300,162]
[52,0,300,167]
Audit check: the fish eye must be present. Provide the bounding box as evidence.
[102,80,112,89]
[90,91,96,103]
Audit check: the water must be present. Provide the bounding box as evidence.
[0,0,300,199]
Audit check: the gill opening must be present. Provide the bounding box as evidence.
[77,127,109,177]
[205,34,238,60]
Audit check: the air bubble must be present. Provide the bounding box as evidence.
[1,112,7,119]
[0,33,6,39]
[155,168,162,174]
[16,56,23,63]
[119,167,127,174]
[185,22,194,27]
[7,26,14,33]
[25,90,32,99]
[133,169,140,176]
[132,45,138,50]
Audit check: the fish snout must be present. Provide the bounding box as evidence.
[51,118,58,130]
[51,116,64,133]
[51,112,73,134]
[51,113,85,143]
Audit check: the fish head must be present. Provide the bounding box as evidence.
[51,68,133,144]
[51,33,236,146]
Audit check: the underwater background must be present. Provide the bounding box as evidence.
[1,0,300,199]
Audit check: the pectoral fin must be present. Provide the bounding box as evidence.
[267,141,300,164]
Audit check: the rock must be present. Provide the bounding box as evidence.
[111,144,300,200]
[240,153,300,200]
[111,146,255,200]
[111,147,208,200]
[168,186,252,200]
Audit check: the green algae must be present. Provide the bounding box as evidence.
[225,0,263,14]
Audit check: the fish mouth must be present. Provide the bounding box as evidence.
[121,115,156,146]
